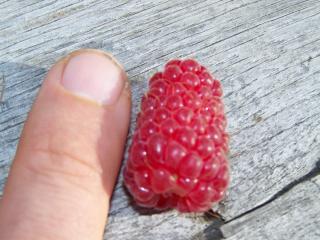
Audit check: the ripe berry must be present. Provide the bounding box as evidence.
[124,59,229,212]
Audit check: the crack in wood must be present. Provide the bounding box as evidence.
[192,218,224,240]
[194,159,320,240]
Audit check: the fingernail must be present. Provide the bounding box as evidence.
[61,50,126,105]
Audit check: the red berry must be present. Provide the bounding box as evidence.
[140,121,158,140]
[191,116,207,134]
[196,137,215,159]
[176,198,192,212]
[176,177,198,196]
[150,79,169,96]
[161,118,178,136]
[149,72,163,85]
[141,94,158,112]
[134,168,151,189]
[181,72,200,88]
[175,127,197,149]
[165,95,183,110]
[129,143,147,169]
[165,59,182,67]
[155,194,179,210]
[124,59,229,212]
[147,134,166,165]
[136,195,159,208]
[183,91,202,109]
[174,107,194,125]
[179,153,203,178]
[165,140,187,170]
[154,108,170,123]
[181,59,201,73]
[201,157,220,180]
[163,65,182,82]
[188,181,214,205]
[127,181,155,202]
[171,82,186,94]
[151,168,175,193]
[199,71,214,88]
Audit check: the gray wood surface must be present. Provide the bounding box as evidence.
[1,0,320,239]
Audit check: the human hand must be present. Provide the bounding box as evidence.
[0,49,131,240]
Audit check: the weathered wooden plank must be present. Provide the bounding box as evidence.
[221,174,320,240]
[1,0,320,239]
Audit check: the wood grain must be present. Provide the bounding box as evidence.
[1,0,320,239]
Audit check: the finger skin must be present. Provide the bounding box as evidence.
[0,50,131,240]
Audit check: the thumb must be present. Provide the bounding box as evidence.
[0,49,131,240]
